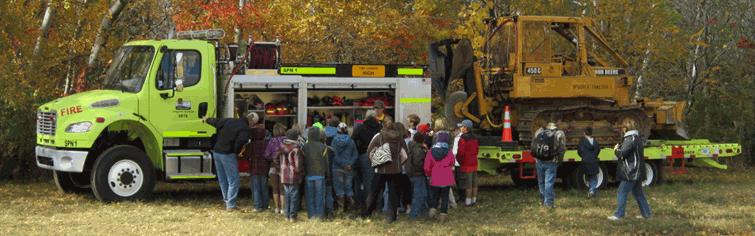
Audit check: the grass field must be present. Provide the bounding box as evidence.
[1,167,754,235]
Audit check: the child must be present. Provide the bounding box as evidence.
[301,128,330,220]
[332,123,358,212]
[281,129,304,221]
[244,127,268,212]
[424,132,455,222]
[265,123,287,214]
[578,126,601,198]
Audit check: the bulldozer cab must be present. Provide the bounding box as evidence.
[485,16,628,78]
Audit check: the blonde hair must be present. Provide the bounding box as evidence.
[291,123,303,135]
[273,123,287,137]
[622,119,638,131]
[434,117,450,131]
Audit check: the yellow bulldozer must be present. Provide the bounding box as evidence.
[429,15,688,147]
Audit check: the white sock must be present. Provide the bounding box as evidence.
[465,198,472,205]
[472,197,477,203]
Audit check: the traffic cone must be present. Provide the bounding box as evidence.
[502,106,513,141]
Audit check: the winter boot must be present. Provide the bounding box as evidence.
[336,196,345,214]
[346,196,355,212]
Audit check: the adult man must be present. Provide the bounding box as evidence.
[202,112,257,211]
[374,100,386,122]
[456,120,479,207]
[532,113,566,208]
[351,110,382,208]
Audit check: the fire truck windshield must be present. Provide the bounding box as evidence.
[102,46,155,93]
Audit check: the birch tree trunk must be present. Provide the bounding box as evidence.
[233,0,246,43]
[87,0,128,68]
[32,0,56,58]
[64,0,90,95]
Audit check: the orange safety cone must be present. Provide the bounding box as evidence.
[502,106,513,141]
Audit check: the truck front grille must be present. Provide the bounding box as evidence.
[37,111,57,136]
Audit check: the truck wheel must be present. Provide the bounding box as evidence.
[53,170,91,193]
[91,145,155,202]
[641,161,661,187]
[570,164,608,189]
[510,167,539,187]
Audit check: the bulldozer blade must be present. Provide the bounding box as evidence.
[643,100,690,140]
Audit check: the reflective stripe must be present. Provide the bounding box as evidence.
[163,131,208,137]
[397,68,424,75]
[504,119,511,128]
[400,98,431,103]
[280,67,336,75]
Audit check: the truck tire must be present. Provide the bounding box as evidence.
[570,163,608,190]
[53,170,91,193]
[91,145,155,202]
[641,161,661,187]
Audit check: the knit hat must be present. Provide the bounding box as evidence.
[337,123,348,134]
[417,124,430,133]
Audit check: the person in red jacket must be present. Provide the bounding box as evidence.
[456,120,479,207]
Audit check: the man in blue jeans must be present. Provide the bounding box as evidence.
[351,110,381,208]
[533,113,566,208]
[202,112,256,212]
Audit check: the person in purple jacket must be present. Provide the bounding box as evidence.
[424,132,455,222]
[264,123,287,214]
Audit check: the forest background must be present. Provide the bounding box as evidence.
[1,0,754,179]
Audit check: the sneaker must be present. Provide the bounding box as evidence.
[607,216,622,221]
[274,208,279,214]
[429,208,438,219]
[636,215,652,220]
[587,191,595,199]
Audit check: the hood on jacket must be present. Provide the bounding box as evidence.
[408,141,425,153]
[584,137,598,150]
[624,130,640,137]
[251,127,266,141]
[333,134,351,148]
[430,142,450,161]
[308,127,322,142]
[363,118,381,129]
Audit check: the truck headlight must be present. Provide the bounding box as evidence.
[65,122,92,133]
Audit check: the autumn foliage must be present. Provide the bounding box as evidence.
[2,0,755,180]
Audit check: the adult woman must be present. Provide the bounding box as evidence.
[608,120,653,220]
[359,116,410,223]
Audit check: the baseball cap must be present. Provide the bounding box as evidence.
[457,119,473,128]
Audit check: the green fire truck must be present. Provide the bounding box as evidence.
[35,29,430,202]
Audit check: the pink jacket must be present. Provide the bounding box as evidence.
[424,150,455,187]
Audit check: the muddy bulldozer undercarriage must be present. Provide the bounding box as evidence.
[429,16,688,148]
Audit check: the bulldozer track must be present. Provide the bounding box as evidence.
[515,105,652,149]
